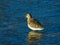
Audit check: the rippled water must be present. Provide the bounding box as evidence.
[0,0,60,45]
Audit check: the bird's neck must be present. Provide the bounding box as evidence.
[28,17,31,20]
[27,17,31,22]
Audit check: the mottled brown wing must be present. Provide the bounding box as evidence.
[28,18,43,28]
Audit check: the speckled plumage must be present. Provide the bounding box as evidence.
[26,13,44,30]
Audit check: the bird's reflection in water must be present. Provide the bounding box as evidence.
[28,31,43,45]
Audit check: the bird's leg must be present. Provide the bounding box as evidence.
[32,30,38,32]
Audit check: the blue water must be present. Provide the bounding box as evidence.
[0,0,60,45]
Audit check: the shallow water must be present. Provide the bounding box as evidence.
[0,0,60,45]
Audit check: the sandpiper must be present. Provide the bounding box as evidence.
[25,13,44,31]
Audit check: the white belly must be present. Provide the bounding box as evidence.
[28,24,44,30]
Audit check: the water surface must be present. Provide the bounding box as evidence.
[0,0,60,45]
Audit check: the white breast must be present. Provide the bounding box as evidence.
[28,24,44,30]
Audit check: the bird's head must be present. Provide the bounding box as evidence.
[25,13,32,19]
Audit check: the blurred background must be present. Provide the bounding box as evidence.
[0,0,60,45]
